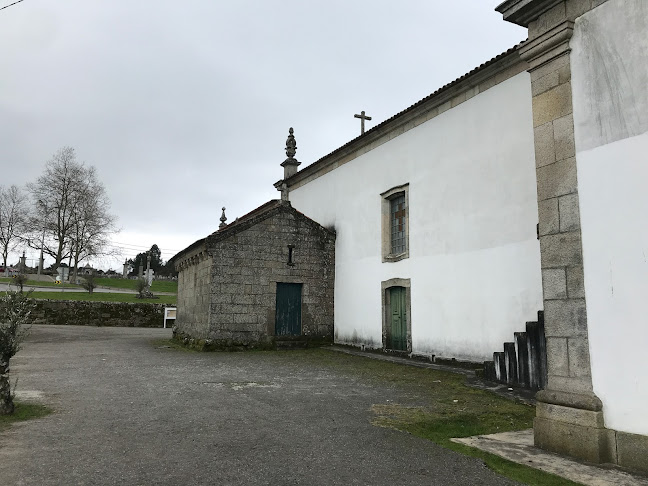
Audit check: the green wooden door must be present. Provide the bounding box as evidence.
[390,287,407,351]
[275,283,302,336]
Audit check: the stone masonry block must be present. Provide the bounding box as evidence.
[536,157,577,201]
[534,416,609,464]
[478,75,498,94]
[553,113,576,161]
[557,63,571,84]
[529,2,566,38]
[424,106,439,122]
[546,337,569,376]
[559,194,581,232]
[616,430,648,475]
[533,82,572,127]
[566,0,593,20]
[532,71,560,97]
[536,401,604,428]
[544,299,588,337]
[540,231,582,267]
[543,268,567,299]
[566,266,585,298]
[534,122,556,168]
[451,92,466,108]
[437,100,451,115]
[530,53,570,82]
[464,86,478,101]
[568,337,592,378]
[546,375,594,395]
[233,314,258,325]
[538,198,559,236]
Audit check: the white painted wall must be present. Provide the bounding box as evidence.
[290,73,543,361]
[571,0,648,436]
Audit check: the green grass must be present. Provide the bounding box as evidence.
[94,278,177,293]
[31,291,177,305]
[0,276,177,293]
[292,349,581,486]
[0,278,80,288]
[0,401,53,431]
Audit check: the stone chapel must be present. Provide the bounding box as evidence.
[173,0,647,474]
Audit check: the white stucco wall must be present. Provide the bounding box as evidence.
[290,73,543,361]
[571,0,648,436]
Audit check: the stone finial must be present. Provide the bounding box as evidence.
[219,207,227,228]
[281,127,301,180]
[285,127,297,159]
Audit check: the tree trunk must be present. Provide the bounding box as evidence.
[0,361,14,415]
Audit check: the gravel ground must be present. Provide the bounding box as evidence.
[0,325,519,486]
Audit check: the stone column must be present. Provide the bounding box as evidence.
[497,0,612,463]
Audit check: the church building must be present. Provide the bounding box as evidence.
[172,136,336,350]
[174,0,647,474]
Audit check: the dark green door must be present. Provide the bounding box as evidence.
[390,287,407,351]
[275,283,302,336]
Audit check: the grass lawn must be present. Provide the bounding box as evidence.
[94,277,177,293]
[31,291,177,305]
[0,278,80,288]
[0,401,53,432]
[295,349,581,486]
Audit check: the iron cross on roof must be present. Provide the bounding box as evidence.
[354,110,372,135]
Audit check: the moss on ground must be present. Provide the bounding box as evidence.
[0,401,53,431]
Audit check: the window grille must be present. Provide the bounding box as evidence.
[390,194,406,255]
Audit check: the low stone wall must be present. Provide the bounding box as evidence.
[31,300,168,328]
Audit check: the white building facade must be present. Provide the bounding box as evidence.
[570,0,648,440]
[288,50,544,363]
[283,0,648,471]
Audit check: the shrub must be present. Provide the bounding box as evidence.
[0,291,35,415]
[12,273,28,293]
[81,273,98,294]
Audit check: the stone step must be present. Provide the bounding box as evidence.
[275,338,309,350]
[480,310,547,391]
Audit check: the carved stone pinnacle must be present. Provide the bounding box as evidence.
[219,207,227,228]
[285,127,297,160]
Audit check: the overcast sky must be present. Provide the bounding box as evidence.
[0,0,525,270]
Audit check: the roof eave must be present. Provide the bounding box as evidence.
[285,45,525,189]
[496,0,563,27]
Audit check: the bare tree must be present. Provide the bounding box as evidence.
[0,185,29,276]
[68,167,117,281]
[27,147,117,274]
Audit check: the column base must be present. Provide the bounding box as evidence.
[534,390,614,464]
[534,391,648,474]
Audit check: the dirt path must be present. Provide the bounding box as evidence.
[0,325,518,485]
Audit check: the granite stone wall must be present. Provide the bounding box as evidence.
[206,209,335,347]
[173,202,336,349]
[175,244,212,339]
[30,300,168,327]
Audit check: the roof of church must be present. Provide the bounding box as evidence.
[171,199,334,264]
[208,199,334,244]
[284,41,526,187]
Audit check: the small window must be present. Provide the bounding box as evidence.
[381,184,409,262]
[390,194,406,255]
